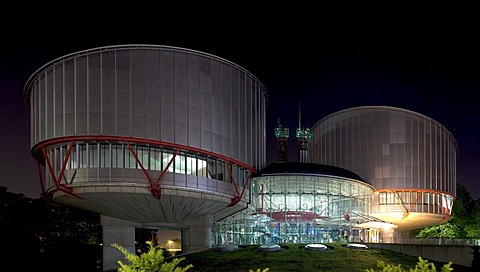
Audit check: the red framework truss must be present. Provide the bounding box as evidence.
[33,135,256,205]
[375,188,455,220]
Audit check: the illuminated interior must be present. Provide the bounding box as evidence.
[45,142,248,186]
[213,172,376,245]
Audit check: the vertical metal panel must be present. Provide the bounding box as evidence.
[88,54,101,134]
[31,84,37,145]
[116,50,131,136]
[145,50,160,139]
[39,73,46,140]
[222,63,231,157]
[76,57,88,135]
[231,69,239,159]
[160,51,174,142]
[131,50,146,138]
[187,54,201,148]
[46,68,53,139]
[102,51,116,136]
[173,51,188,144]
[199,56,212,151]
[211,59,222,154]
[64,60,75,136]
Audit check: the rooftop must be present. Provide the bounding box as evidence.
[255,162,365,181]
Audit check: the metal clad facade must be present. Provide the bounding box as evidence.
[26,45,267,169]
[309,106,458,196]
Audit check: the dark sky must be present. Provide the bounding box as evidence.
[1,12,479,199]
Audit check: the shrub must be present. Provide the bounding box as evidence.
[112,240,193,272]
[366,256,453,272]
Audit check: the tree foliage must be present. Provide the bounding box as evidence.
[417,183,480,239]
[0,186,102,271]
[366,257,453,272]
[112,240,193,272]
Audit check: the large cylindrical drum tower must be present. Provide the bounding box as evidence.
[23,45,268,269]
[24,44,268,223]
[308,106,458,232]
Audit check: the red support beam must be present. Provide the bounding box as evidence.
[40,143,82,199]
[32,135,256,173]
[227,169,253,207]
[377,188,455,220]
[32,135,257,202]
[376,188,455,200]
[126,143,179,199]
[153,149,179,192]
[226,164,240,196]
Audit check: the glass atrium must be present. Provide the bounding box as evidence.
[213,164,375,245]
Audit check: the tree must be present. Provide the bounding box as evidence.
[416,223,459,239]
[464,200,480,238]
[0,186,102,271]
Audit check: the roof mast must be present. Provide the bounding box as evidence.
[274,118,289,162]
[296,100,311,163]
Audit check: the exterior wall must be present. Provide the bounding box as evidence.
[24,45,268,265]
[25,45,267,170]
[24,45,267,195]
[367,243,477,268]
[308,106,458,230]
[309,106,457,195]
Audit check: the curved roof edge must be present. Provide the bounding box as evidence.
[311,105,459,154]
[314,106,437,127]
[255,162,366,182]
[23,44,268,108]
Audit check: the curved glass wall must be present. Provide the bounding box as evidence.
[374,189,454,216]
[44,142,250,194]
[212,174,374,245]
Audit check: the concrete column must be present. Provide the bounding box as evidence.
[380,226,395,243]
[182,214,213,253]
[100,215,138,271]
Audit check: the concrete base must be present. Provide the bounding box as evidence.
[181,214,213,253]
[101,215,139,271]
[100,214,214,270]
[368,243,478,268]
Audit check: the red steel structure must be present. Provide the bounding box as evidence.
[34,135,256,206]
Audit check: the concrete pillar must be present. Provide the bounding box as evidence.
[100,215,138,271]
[380,226,395,243]
[182,214,213,253]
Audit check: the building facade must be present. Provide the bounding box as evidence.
[23,45,268,270]
[308,106,457,232]
[212,162,377,245]
[24,45,458,270]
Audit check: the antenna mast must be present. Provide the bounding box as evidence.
[275,118,289,162]
[296,100,311,163]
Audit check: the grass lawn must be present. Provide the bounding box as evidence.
[175,243,472,272]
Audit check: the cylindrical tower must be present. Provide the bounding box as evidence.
[308,106,458,231]
[23,44,268,226]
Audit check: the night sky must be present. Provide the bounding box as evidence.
[1,12,479,200]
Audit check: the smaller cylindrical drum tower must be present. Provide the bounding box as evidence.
[309,106,458,232]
